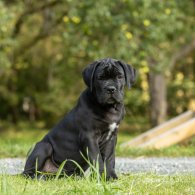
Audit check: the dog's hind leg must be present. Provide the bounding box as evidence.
[23,141,53,178]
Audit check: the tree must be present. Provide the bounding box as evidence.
[0,0,194,128]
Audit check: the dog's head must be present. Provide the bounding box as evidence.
[82,58,137,105]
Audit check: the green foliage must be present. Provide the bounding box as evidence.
[0,174,195,195]
[0,0,194,126]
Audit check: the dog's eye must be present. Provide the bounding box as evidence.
[98,76,105,80]
[117,75,124,79]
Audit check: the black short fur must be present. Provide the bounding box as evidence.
[23,58,136,180]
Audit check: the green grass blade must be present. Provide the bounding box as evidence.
[79,151,97,172]
[55,160,67,180]
[35,158,38,180]
[68,159,85,176]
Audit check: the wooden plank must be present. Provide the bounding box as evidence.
[121,110,195,148]
[139,118,195,149]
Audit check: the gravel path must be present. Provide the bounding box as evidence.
[0,157,195,175]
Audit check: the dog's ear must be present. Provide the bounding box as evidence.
[82,61,100,91]
[117,60,137,89]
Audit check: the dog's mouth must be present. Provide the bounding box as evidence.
[106,97,116,104]
[96,91,123,105]
[105,94,123,104]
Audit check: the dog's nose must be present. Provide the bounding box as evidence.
[106,86,116,94]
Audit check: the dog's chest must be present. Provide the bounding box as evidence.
[94,106,122,141]
[106,122,119,140]
[95,121,119,141]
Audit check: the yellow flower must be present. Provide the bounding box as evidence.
[140,60,148,67]
[142,92,149,102]
[176,90,184,98]
[143,19,151,27]
[165,8,171,15]
[188,99,195,111]
[121,24,128,31]
[141,80,148,90]
[63,16,69,23]
[72,16,81,24]
[125,32,133,40]
[176,72,184,81]
[1,26,7,32]
[56,54,63,60]
[176,106,183,114]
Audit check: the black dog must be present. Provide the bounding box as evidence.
[23,58,136,180]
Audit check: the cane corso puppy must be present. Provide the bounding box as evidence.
[23,58,136,180]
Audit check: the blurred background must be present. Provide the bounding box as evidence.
[0,0,195,157]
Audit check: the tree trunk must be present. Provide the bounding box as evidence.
[148,72,167,127]
[11,106,18,124]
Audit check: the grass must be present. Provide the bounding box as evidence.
[0,123,47,158]
[0,173,195,195]
[0,122,195,158]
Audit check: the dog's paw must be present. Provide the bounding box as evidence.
[106,172,118,181]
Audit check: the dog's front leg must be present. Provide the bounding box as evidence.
[100,135,118,180]
[80,132,104,175]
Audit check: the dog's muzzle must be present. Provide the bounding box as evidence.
[106,86,116,94]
